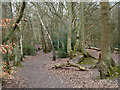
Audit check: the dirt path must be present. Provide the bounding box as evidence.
[13,51,69,88]
[4,49,119,88]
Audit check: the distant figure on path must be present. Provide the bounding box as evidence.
[37,46,40,50]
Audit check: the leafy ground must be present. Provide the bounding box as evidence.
[3,49,119,88]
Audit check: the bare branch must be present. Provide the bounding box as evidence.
[109,2,119,10]
[3,2,26,43]
[13,2,26,31]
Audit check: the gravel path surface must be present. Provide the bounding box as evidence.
[4,49,119,88]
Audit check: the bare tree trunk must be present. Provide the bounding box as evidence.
[13,42,21,66]
[79,2,87,56]
[0,3,2,89]
[2,2,7,43]
[77,2,96,64]
[72,23,79,58]
[67,2,72,56]
[8,2,13,18]
[40,23,47,52]
[36,8,56,61]
[20,34,23,59]
[99,1,118,79]
[71,2,79,58]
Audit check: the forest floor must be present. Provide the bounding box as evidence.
[3,49,119,88]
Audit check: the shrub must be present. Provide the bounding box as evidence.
[57,48,68,58]
[23,45,37,56]
[52,28,77,58]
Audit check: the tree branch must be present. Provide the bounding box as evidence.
[3,2,26,43]
[109,2,119,10]
[13,2,26,31]
[85,21,99,32]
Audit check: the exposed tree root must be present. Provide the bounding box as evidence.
[90,53,119,69]
[98,60,120,79]
[95,53,120,79]
[52,61,89,71]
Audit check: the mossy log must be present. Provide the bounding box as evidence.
[52,61,88,71]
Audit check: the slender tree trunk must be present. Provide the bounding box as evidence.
[79,2,95,58]
[8,2,13,18]
[48,31,52,52]
[57,35,59,50]
[20,34,23,60]
[67,2,72,56]
[40,23,47,52]
[79,2,86,55]
[2,2,7,43]
[36,8,56,61]
[77,2,96,64]
[72,2,79,58]
[13,43,21,66]
[0,3,2,89]
[72,23,79,58]
[13,2,26,66]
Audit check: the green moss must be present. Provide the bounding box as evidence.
[109,66,120,77]
[114,66,120,74]
[98,65,120,79]
[96,76,101,79]
[78,57,97,65]
[70,50,81,59]
[73,42,79,54]
[108,75,119,79]
[96,74,119,80]
[70,50,73,59]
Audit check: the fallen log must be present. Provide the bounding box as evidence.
[87,47,119,52]
[90,47,101,51]
[52,61,89,71]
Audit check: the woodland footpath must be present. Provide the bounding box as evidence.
[0,1,120,89]
[3,49,119,88]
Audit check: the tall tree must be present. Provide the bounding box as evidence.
[2,2,7,43]
[14,2,26,66]
[0,3,2,89]
[99,0,119,79]
[67,2,72,56]
[34,3,56,61]
[79,2,86,56]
